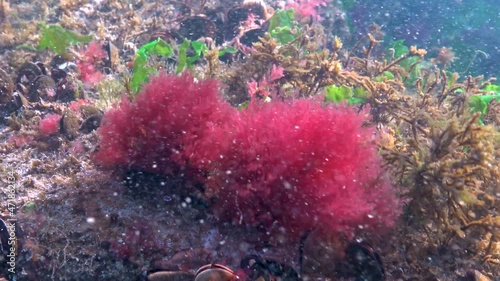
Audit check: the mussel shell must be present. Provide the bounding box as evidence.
[342,242,385,281]
[50,55,71,82]
[0,68,14,104]
[55,77,80,102]
[240,28,266,46]
[240,255,299,281]
[194,264,238,281]
[50,55,68,69]
[179,15,217,41]
[16,61,47,85]
[79,105,102,119]
[79,114,102,134]
[60,110,80,140]
[29,75,56,102]
[203,8,225,44]
[51,68,68,83]
[0,91,29,124]
[225,2,268,40]
[103,41,120,72]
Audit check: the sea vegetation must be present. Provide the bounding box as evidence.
[95,72,400,240]
[92,2,499,277]
[0,0,498,280]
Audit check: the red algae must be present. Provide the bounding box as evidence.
[39,114,62,136]
[194,100,400,237]
[95,72,400,239]
[77,41,107,86]
[94,71,236,174]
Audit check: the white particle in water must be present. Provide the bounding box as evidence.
[86,217,96,224]
[283,181,292,189]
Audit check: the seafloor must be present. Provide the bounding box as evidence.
[0,0,498,281]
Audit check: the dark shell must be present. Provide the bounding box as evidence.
[56,77,81,102]
[194,264,238,281]
[45,135,63,150]
[11,92,29,110]
[16,83,30,96]
[103,41,120,72]
[60,110,80,140]
[0,68,14,104]
[240,255,299,281]
[79,105,102,119]
[342,242,385,281]
[240,28,266,46]
[16,61,47,85]
[179,15,217,41]
[29,75,56,102]
[50,55,68,69]
[0,92,28,124]
[79,114,102,134]
[50,55,74,82]
[202,8,226,44]
[225,1,268,40]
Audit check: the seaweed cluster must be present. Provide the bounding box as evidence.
[95,71,400,242]
[0,0,498,280]
[157,7,499,276]
[341,32,499,249]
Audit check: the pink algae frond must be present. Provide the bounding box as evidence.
[77,41,107,86]
[94,72,236,174]
[95,72,400,238]
[285,0,331,21]
[39,114,62,136]
[196,100,400,237]
[268,65,285,82]
[246,65,284,99]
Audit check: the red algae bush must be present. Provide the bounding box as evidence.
[94,72,235,174]
[95,72,400,237]
[39,113,62,136]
